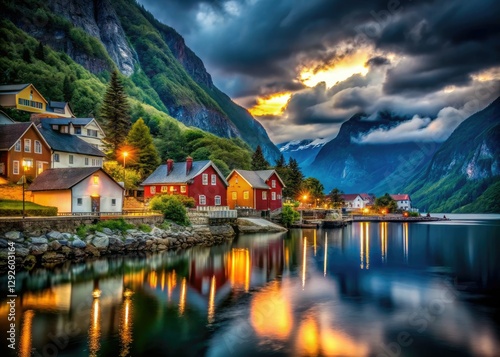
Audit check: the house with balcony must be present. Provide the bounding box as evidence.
[142,157,228,207]
[0,83,47,114]
[0,122,51,182]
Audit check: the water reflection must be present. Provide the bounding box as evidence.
[1,221,499,356]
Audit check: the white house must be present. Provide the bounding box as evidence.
[37,120,105,168]
[390,194,412,210]
[28,167,123,213]
[341,194,365,209]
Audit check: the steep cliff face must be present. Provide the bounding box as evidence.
[47,0,136,75]
[405,97,500,212]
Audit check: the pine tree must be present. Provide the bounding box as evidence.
[274,153,289,189]
[34,41,45,61]
[284,157,303,199]
[63,76,72,103]
[22,48,31,63]
[100,71,131,159]
[251,145,270,170]
[126,118,160,177]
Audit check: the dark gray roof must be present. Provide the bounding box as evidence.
[48,101,66,109]
[39,117,94,126]
[232,170,271,189]
[38,123,104,157]
[28,167,122,191]
[0,110,15,124]
[142,160,228,186]
[0,83,29,93]
[0,123,32,150]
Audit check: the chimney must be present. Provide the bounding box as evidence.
[186,156,193,175]
[167,159,174,175]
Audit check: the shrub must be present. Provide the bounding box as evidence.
[150,195,190,225]
[138,223,152,232]
[281,204,299,227]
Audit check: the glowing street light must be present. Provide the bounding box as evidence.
[123,151,128,195]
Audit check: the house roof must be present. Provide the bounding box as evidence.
[0,122,33,150]
[28,167,123,191]
[38,123,104,157]
[0,83,30,93]
[39,117,105,135]
[228,169,284,189]
[390,194,411,201]
[48,101,66,109]
[359,193,375,203]
[141,160,228,186]
[0,110,15,124]
[341,194,362,201]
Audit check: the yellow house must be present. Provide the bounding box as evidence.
[0,83,47,113]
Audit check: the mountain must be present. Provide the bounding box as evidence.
[308,112,441,194]
[1,0,279,160]
[278,138,329,167]
[403,97,500,213]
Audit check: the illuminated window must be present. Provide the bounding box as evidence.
[202,174,208,185]
[13,161,19,175]
[215,195,221,205]
[14,140,21,152]
[34,140,42,154]
[170,186,175,192]
[199,195,206,205]
[272,180,276,188]
[231,192,237,200]
[24,139,31,152]
[23,159,33,171]
[272,192,276,200]
[150,186,156,194]
[93,175,99,185]
[262,191,267,200]
[36,161,43,175]
[243,191,249,200]
[211,174,216,185]
[77,198,82,205]
[161,185,168,193]
[181,186,186,193]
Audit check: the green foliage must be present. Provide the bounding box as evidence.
[127,118,160,177]
[302,177,324,203]
[455,179,500,213]
[150,194,190,225]
[251,145,270,170]
[374,193,398,213]
[284,158,303,199]
[35,41,45,61]
[103,160,141,189]
[138,223,152,233]
[76,218,135,237]
[155,119,187,161]
[100,71,131,159]
[328,188,345,208]
[281,204,299,227]
[0,199,57,216]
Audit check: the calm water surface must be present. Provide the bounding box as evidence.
[1,215,500,356]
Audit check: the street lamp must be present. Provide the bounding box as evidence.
[123,151,128,195]
[21,160,32,218]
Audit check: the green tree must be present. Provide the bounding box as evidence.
[34,41,44,61]
[126,118,160,177]
[103,160,141,189]
[22,48,31,63]
[284,158,303,199]
[251,145,270,170]
[100,71,131,159]
[155,120,187,161]
[63,75,73,103]
[374,193,398,213]
[328,188,345,208]
[302,177,324,205]
[281,204,300,227]
[150,195,190,225]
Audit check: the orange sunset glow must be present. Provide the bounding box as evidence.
[248,92,291,117]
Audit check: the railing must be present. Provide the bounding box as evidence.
[206,210,237,219]
[57,210,162,217]
[196,206,230,211]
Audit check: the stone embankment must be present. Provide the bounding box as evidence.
[0,224,234,270]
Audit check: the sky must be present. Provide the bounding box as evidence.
[137,0,500,144]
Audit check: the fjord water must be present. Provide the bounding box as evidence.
[2,216,499,357]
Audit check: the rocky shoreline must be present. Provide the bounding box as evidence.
[0,223,235,271]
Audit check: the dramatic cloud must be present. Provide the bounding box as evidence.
[138,0,500,143]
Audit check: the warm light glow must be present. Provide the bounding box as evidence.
[250,281,293,340]
[303,195,308,200]
[123,152,128,158]
[179,278,187,315]
[360,222,370,269]
[403,223,409,263]
[208,275,216,324]
[19,310,34,357]
[229,248,251,292]
[123,288,133,298]
[302,236,307,289]
[167,270,177,301]
[148,271,158,289]
[92,288,101,299]
[22,284,71,311]
[89,297,101,357]
[313,230,317,256]
[363,208,369,214]
[298,317,319,356]
[380,222,387,263]
[248,92,291,117]
[324,233,328,277]
[120,295,133,356]
[300,51,370,88]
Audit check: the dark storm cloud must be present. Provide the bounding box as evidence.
[365,56,390,67]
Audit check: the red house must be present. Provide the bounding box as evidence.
[141,157,228,207]
[226,169,285,211]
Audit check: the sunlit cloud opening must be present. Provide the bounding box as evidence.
[249,92,292,117]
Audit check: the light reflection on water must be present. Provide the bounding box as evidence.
[1,219,499,356]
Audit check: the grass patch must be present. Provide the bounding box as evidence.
[0,199,57,216]
[138,223,152,233]
[76,218,135,238]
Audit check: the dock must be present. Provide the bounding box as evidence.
[291,215,449,229]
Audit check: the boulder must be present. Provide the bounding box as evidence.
[102,228,113,235]
[46,231,63,240]
[0,239,9,248]
[95,231,108,238]
[71,239,87,249]
[16,247,30,257]
[92,235,109,249]
[62,233,73,240]
[31,237,48,244]
[85,245,100,257]
[5,231,23,242]
[30,244,48,255]
[42,252,66,264]
[49,240,62,251]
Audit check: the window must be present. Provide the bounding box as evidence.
[52,124,59,130]
[36,161,43,175]
[202,173,208,185]
[215,195,221,205]
[272,180,276,188]
[211,174,216,185]
[61,126,68,134]
[150,186,156,194]
[243,191,249,200]
[262,191,267,200]
[23,159,33,171]
[272,192,276,200]
[93,175,99,185]
[75,127,81,134]
[181,186,186,193]
[170,186,175,192]
[85,158,89,166]
[54,153,60,162]
[161,185,168,193]
[232,192,237,200]
[34,140,42,154]
[111,199,116,206]
[199,195,206,205]
[69,155,74,164]
[14,140,21,152]
[13,161,19,175]
[24,139,31,152]
[77,198,82,206]
[87,129,98,137]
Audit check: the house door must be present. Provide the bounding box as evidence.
[91,196,100,213]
